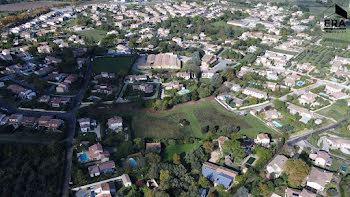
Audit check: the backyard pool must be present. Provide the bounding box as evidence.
[319,93,329,98]
[246,157,256,165]
[297,81,304,86]
[179,89,190,94]
[272,121,282,128]
[79,153,88,162]
[128,158,137,167]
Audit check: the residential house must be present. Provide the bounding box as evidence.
[45,56,62,64]
[201,70,216,79]
[266,155,288,178]
[37,45,52,54]
[37,116,52,127]
[125,75,148,82]
[22,116,37,127]
[176,72,192,80]
[132,84,154,94]
[284,76,296,87]
[122,174,132,187]
[163,81,183,90]
[231,83,241,92]
[94,182,115,197]
[325,84,342,94]
[107,116,123,132]
[299,93,317,105]
[8,114,23,127]
[242,87,268,99]
[306,167,333,192]
[88,144,110,162]
[324,136,350,150]
[309,150,332,168]
[266,82,278,90]
[78,118,96,132]
[284,188,316,197]
[88,161,116,177]
[255,133,270,146]
[287,104,313,123]
[201,55,217,68]
[264,109,281,121]
[202,162,238,188]
[47,119,62,130]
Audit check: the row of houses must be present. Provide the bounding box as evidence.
[0,113,63,130]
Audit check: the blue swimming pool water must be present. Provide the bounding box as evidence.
[129,158,137,167]
[297,81,304,86]
[79,153,88,162]
[180,90,190,94]
[272,121,282,128]
[319,93,329,98]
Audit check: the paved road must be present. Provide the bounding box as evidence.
[71,175,123,191]
[287,118,349,145]
[0,55,94,197]
[302,140,350,165]
[60,56,94,197]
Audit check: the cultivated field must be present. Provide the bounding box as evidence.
[0,1,61,12]
[92,55,137,74]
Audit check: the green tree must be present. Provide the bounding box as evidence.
[173,153,181,165]
[198,175,210,188]
[203,141,214,153]
[145,153,161,164]
[223,140,246,162]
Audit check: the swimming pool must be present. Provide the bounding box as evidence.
[246,157,256,165]
[129,158,137,167]
[272,121,282,128]
[297,81,304,86]
[79,153,88,162]
[319,92,329,98]
[179,89,190,94]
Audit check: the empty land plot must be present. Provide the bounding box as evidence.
[76,29,107,42]
[131,101,278,139]
[131,112,194,139]
[316,99,349,121]
[164,143,202,161]
[92,55,137,74]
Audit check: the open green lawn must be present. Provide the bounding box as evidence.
[323,30,350,44]
[163,143,201,161]
[92,55,137,74]
[317,99,349,121]
[130,101,278,139]
[76,29,107,41]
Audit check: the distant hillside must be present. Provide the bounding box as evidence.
[0,0,69,6]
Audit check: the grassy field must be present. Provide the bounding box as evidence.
[76,29,107,42]
[316,99,349,121]
[163,143,202,161]
[130,101,278,139]
[92,55,137,74]
[323,30,350,44]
